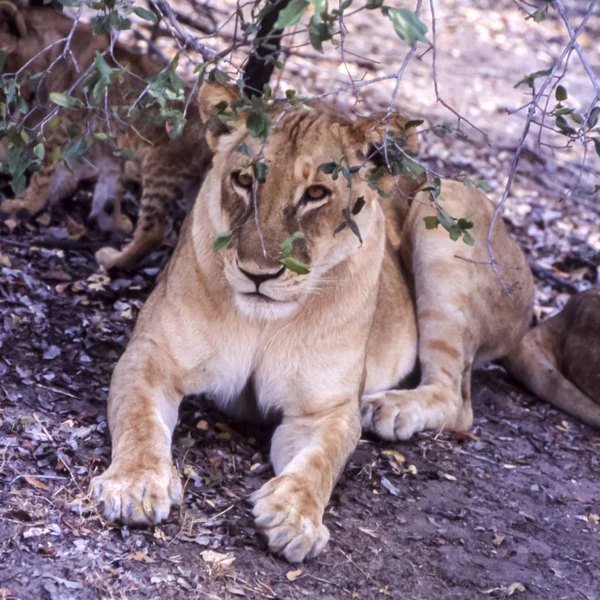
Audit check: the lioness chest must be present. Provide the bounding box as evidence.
[166,244,418,416]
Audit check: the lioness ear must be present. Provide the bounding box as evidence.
[350,113,419,156]
[198,81,243,150]
[0,2,27,41]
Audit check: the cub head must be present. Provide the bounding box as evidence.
[198,82,419,321]
[0,2,27,59]
[0,3,81,104]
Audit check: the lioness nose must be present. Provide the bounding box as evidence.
[239,266,285,287]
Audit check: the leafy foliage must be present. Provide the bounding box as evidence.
[280,232,310,274]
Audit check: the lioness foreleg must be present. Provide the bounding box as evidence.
[252,403,360,562]
[91,348,183,525]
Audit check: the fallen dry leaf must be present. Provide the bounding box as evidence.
[24,477,49,490]
[126,552,155,563]
[285,568,302,581]
[201,550,236,571]
[506,582,526,596]
[382,449,406,464]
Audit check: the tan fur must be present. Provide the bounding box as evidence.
[502,289,600,428]
[0,4,211,270]
[91,83,533,562]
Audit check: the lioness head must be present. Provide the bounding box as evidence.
[198,82,418,321]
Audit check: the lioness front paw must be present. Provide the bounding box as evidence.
[91,460,182,525]
[251,474,329,563]
[361,391,427,441]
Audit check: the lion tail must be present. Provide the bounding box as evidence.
[501,333,600,429]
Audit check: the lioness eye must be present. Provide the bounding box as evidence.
[233,171,253,189]
[304,185,330,201]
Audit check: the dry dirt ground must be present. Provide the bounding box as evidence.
[1,1,599,599]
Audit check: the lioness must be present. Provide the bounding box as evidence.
[0,3,211,270]
[503,288,600,428]
[91,82,534,562]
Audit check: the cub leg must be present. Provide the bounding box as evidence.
[0,129,73,219]
[95,152,189,271]
[252,403,360,563]
[90,344,183,525]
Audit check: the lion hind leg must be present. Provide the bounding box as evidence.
[362,321,473,440]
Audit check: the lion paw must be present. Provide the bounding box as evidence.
[361,391,427,441]
[251,474,329,563]
[91,461,182,525]
[95,246,123,271]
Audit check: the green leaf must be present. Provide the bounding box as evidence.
[366,0,384,7]
[513,67,553,89]
[587,107,600,129]
[462,230,475,246]
[423,215,439,230]
[448,226,461,241]
[556,114,576,135]
[309,0,327,12]
[213,230,233,253]
[94,132,108,141]
[236,144,254,157]
[49,92,84,109]
[280,256,310,275]
[593,138,600,158]
[570,112,584,125]
[94,51,113,82]
[555,85,567,101]
[280,231,304,259]
[246,111,271,142]
[352,196,366,215]
[341,166,352,187]
[309,17,334,53]
[33,143,45,161]
[67,122,81,139]
[317,161,337,174]
[63,138,88,162]
[209,69,229,83]
[334,221,348,235]
[0,50,6,74]
[348,219,362,244]
[285,89,297,99]
[133,6,158,23]
[113,147,136,161]
[253,161,268,183]
[532,10,547,22]
[274,0,309,29]
[437,207,455,232]
[465,178,492,193]
[385,8,429,47]
[457,217,474,230]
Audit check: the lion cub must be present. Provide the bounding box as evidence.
[0,3,211,270]
[503,289,600,428]
[91,82,533,562]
